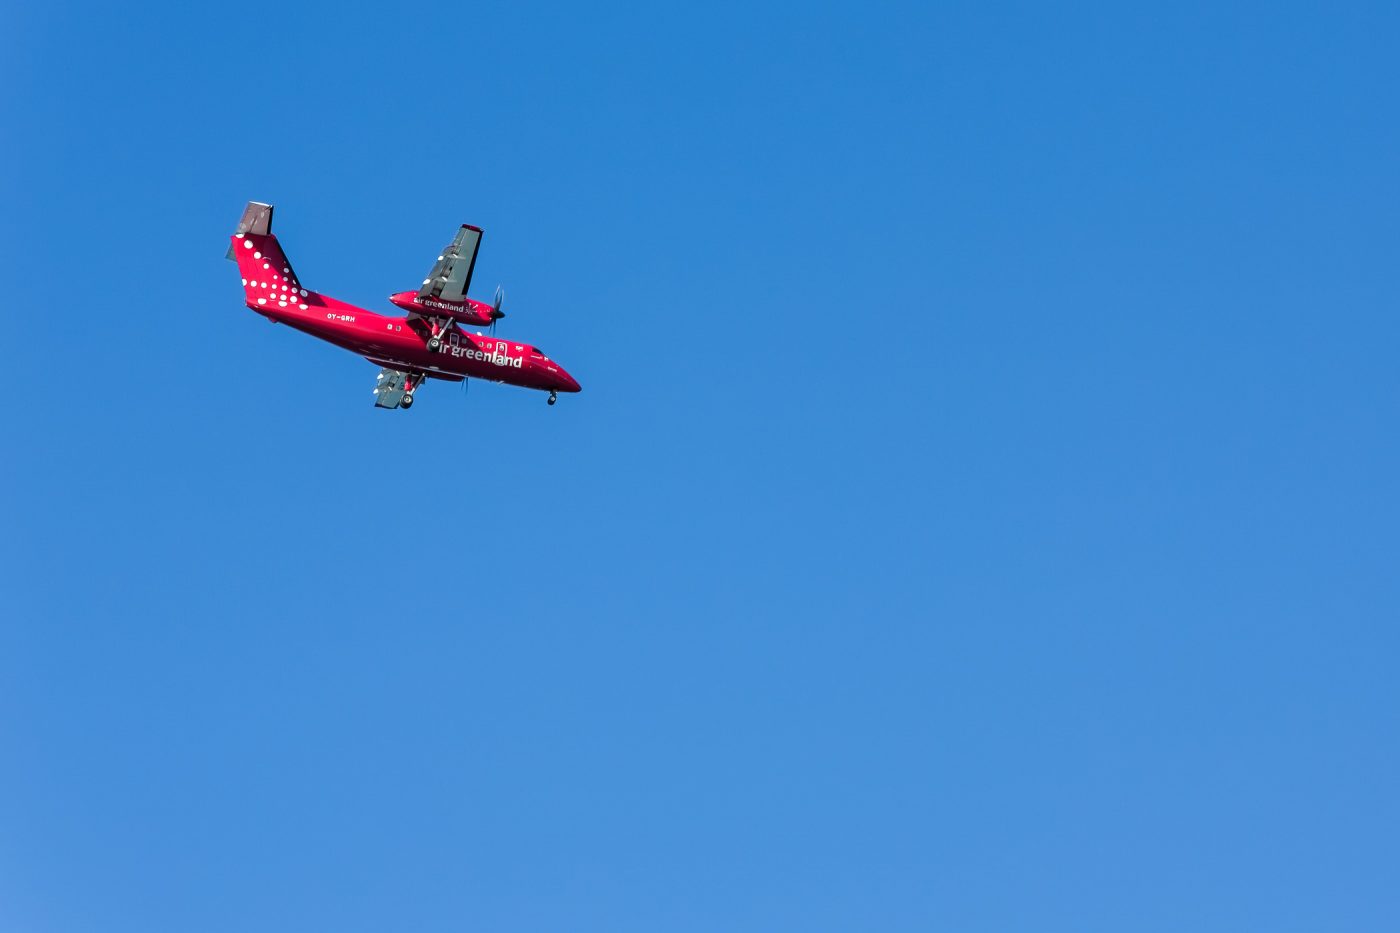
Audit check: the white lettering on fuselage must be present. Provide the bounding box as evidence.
[326,313,355,322]
[448,343,523,368]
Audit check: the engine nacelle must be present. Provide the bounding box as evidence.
[389,291,500,326]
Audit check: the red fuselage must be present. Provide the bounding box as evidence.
[256,293,580,393]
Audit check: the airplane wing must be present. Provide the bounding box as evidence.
[417,225,482,303]
[373,368,410,409]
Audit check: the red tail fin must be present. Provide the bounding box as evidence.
[227,201,311,311]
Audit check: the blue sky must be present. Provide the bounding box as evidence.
[3,1,1399,930]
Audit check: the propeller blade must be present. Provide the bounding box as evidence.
[489,285,504,334]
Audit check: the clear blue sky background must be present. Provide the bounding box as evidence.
[3,2,1399,930]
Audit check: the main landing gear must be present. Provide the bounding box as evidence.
[548,391,557,406]
[425,317,450,353]
[401,373,423,409]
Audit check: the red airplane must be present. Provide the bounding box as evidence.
[226,201,581,409]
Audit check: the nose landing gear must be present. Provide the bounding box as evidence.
[548,391,557,406]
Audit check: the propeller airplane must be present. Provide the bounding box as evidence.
[226,201,581,410]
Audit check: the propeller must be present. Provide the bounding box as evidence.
[490,285,505,335]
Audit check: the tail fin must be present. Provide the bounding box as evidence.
[227,201,310,310]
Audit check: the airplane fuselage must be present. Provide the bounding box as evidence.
[247,289,580,394]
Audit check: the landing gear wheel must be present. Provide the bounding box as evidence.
[548,391,557,406]
[427,337,441,352]
[401,394,414,409]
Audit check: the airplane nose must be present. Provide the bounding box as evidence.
[555,367,581,393]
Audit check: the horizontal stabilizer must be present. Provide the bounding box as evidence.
[226,202,275,261]
[236,202,274,236]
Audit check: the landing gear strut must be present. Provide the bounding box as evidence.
[401,373,422,409]
[548,391,557,406]
[425,318,450,353]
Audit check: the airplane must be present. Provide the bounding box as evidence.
[225,201,581,410]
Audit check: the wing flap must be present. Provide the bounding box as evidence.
[416,225,482,303]
[373,369,410,409]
